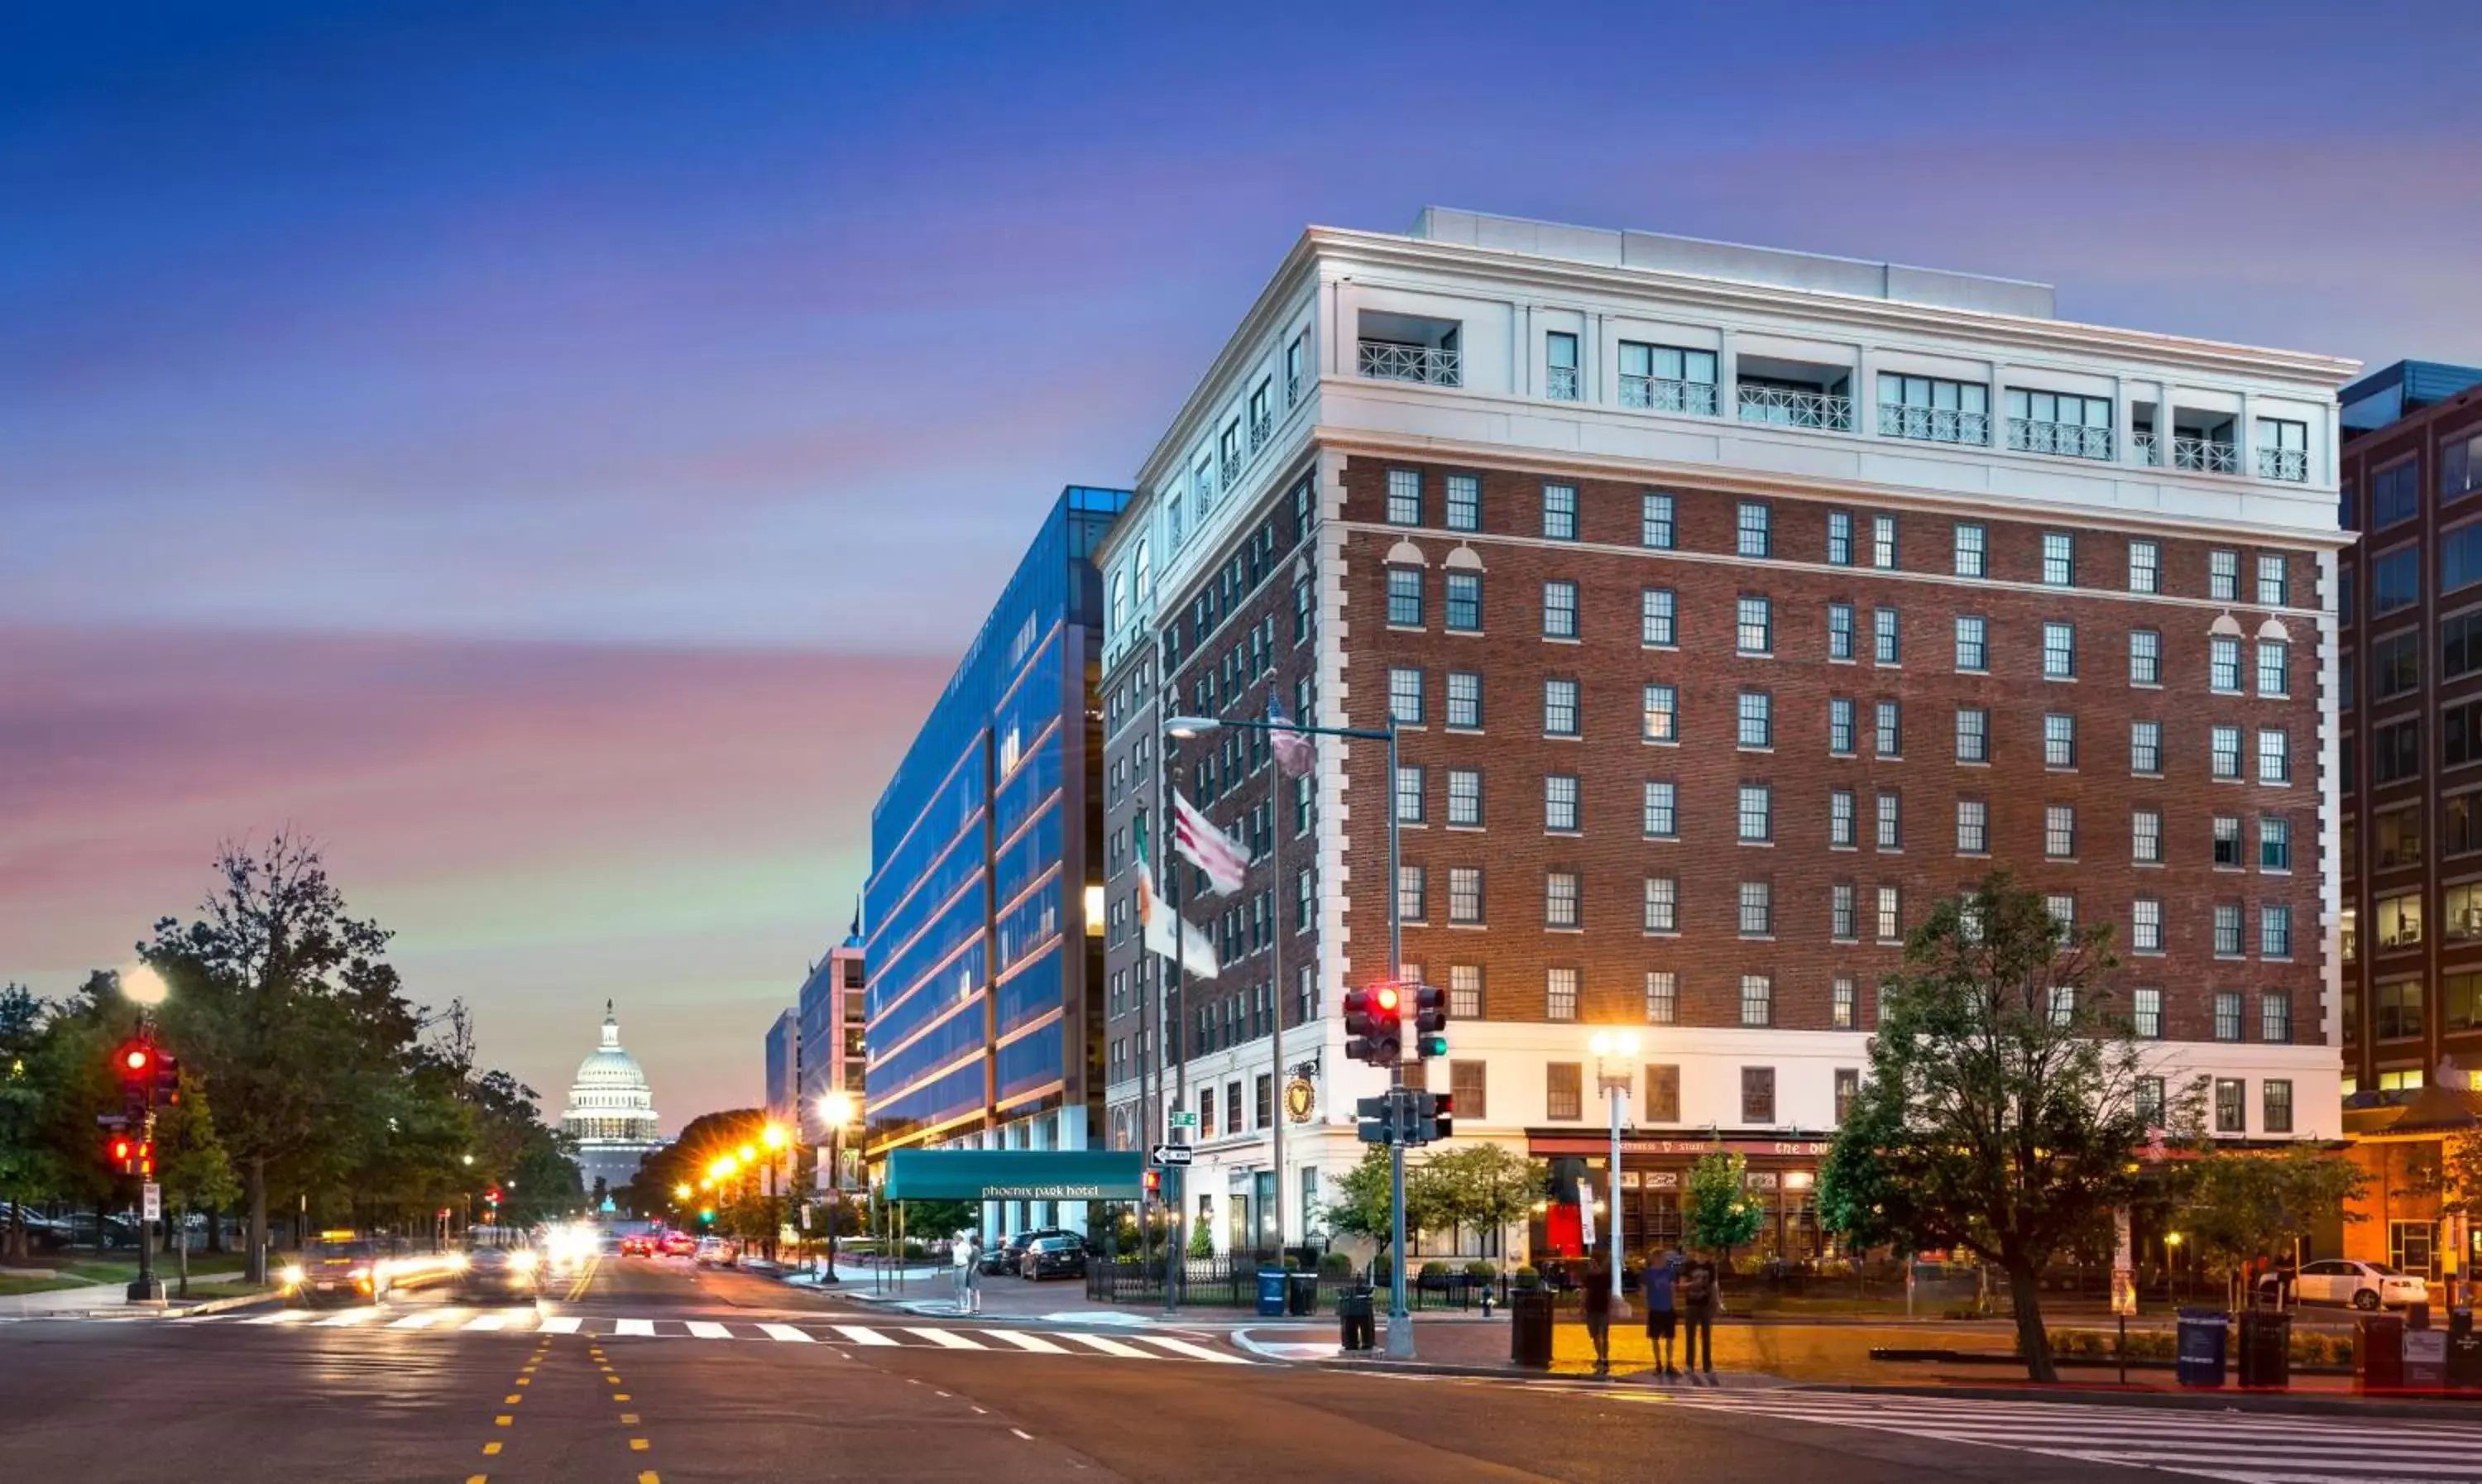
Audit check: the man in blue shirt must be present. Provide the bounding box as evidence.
[1641,1250,1682,1379]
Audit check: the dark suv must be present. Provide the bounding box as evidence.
[980,1227,1083,1276]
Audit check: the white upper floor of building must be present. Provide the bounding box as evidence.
[1096,205,2360,670]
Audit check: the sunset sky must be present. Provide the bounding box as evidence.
[7,0,2478,1126]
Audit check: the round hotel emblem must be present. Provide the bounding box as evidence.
[1283,1076,1316,1123]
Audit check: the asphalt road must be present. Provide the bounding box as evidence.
[5,1255,2475,1483]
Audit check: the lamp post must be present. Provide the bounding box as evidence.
[761,1123,788,1262]
[1167,710,1405,1353]
[1588,1030,1640,1319]
[118,965,170,1303]
[818,1091,856,1281]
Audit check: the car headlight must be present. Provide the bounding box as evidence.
[448,1252,469,1271]
[280,1264,306,1287]
[508,1250,538,1273]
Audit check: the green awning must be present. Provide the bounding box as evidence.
[881,1148,1143,1202]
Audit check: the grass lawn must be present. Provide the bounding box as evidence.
[53,1252,251,1285]
[0,1274,88,1296]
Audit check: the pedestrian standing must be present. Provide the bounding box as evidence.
[953,1230,978,1312]
[1580,1247,1614,1376]
[1641,1250,1681,1379]
[1680,1257,1718,1377]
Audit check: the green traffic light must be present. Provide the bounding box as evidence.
[1418,1035,1448,1057]
[698,1207,715,1223]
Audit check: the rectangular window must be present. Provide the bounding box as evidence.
[1957,707,1990,764]
[1954,522,1986,577]
[1388,667,1425,725]
[1739,784,1773,843]
[1738,881,1772,937]
[1834,1067,1861,1126]
[1445,473,1478,532]
[1395,765,1425,824]
[1875,700,1902,759]
[1545,334,1580,402]
[2262,991,2293,1044]
[2211,725,2242,780]
[1542,580,1578,639]
[1449,867,1482,925]
[2257,554,2288,607]
[1737,502,1770,558]
[2260,816,2291,870]
[2133,808,2163,864]
[2136,1076,2167,1127]
[1832,978,1857,1029]
[1741,1065,1776,1124]
[2451,433,2482,502]
[1874,790,1900,850]
[1828,603,1855,661]
[2258,729,2290,783]
[1641,588,1676,646]
[2044,713,2077,769]
[2374,545,2420,615]
[1875,884,1901,942]
[2130,630,2160,686]
[1545,1060,1582,1119]
[1643,877,1678,934]
[2130,720,2161,775]
[2375,717,2421,783]
[1737,690,1773,749]
[1641,491,1675,548]
[1829,697,1857,755]
[1957,798,1988,854]
[1829,789,1856,848]
[2129,540,2159,594]
[1832,882,1858,939]
[1543,774,1579,833]
[2210,549,2240,601]
[1542,482,1578,539]
[1398,864,1426,923]
[1955,615,1987,672]
[1739,974,1773,1027]
[2214,990,2244,1041]
[1445,572,1481,632]
[1387,567,1423,626]
[2264,1080,2293,1135]
[1446,768,1483,829]
[1828,510,1853,566]
[2042,531,2076,586]
[2043,622,2076,679]
[1642,781,1678,839]
[1874,608,1900,665]
[1446,672,1481,730]
[2261,903,2293,959]
[1545,871,1579,929]
[2210,636,2242,692]
[2215,1079,2245,1135]
[1545,678,1579,737]
[2133,987,2163,1040]
[1641,684,1677,743]
[1385,468,1422,524]
[2132,898,2163,952]
[1737,596,1773,655]
[1872,515,1898,570]
[1546,969,1579,1025]
[1644,971,1677,1025]
[2382,625,2427,696]
[2256,641,2288,697]
[2045,804,2077,859]
[1449,964,1482,1019]
[2214,904,2244,958]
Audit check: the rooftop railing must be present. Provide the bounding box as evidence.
[1878,404,1989,446]
[2008,417,2115,462]
[1358,341,1461,387]
[1737,384,1853,432]
[2173,436,2240,474]
[1620,375,1721,416]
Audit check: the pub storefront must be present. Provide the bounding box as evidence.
[1525,1132,1833,1266]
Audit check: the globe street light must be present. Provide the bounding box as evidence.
[817,1092,858,1281]
[120,963,170,1008]
[1588,1029,1641,1318]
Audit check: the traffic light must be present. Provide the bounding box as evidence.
[152,1051,180,1108]
[113,1040,154,1079]
[1143,1168,1162,1198]
[1355,1094,1393,1146]
[108,1135,137,1172]
[1344,982,1403,1065]
[1411,983,1448,1059]
[1429,1091,1454,1142]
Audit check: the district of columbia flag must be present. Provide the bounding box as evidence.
[1135,850,1220,982]
[1267,695,1314,777]
[1172,789,1252,896]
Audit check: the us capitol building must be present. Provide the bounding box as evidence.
[560,1003,664,1204]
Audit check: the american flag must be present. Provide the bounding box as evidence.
[1172,789,1252,895]
[1267,695,1315,777]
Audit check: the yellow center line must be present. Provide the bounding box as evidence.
[482,1443,501,1457]
[620,1413,639,1424]
[515,1378,530,1387]
[630,1439,650,1452]
[638,1472,659,1484]
[504,1394,521,1405]
[467,1475,487,1484]
[613,1393,631,1402]
[494,1415,513,1428]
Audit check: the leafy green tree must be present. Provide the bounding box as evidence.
[2178,1147,2368,1303]
[1412,1143,1545,1256]
[0,984,52,1261]
[1683,1151,1765,1259]
[1322,1145,1446,1246]
[1817,869,2197,1383]
[155,1066,240,1288]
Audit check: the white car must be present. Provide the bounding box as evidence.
[2259,1258,2429,1310]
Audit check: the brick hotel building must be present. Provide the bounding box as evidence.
[1090,208,2353,1261]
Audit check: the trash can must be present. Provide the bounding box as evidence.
[2406,1326,2448,1391]
[1287,1271,1317,1317]
[1257,1269,1287,1317]
[2356,1312,2405,1394]
[2175,1308,2229,1389]
[2448,1319,2482,1393]
[2236,1309,2290,1389]
[1337,1287,1375,1352]
[1511,1286,1555,1370]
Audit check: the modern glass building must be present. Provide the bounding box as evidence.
[863,485,1128,1232]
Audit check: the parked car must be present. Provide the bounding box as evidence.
[2258,1258,2429,1310]
[1020,1234,1089,1282]
[981,1228,1081,1276]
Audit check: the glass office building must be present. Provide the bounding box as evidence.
[863,486,1128,1228]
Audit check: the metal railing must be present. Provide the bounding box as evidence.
[2173,436,2240,473]
[1878,404,1989,445]
[1249,410,1272,454]
[2258,446,2309,482]
[1286,371,1301,407]
[1358,341,1461,387]
[1620,375,1721,416]
[1545,365,1580,401]
[1737,385,1854,431]
[2008,417,2115,462]
[2133,431,2160,465]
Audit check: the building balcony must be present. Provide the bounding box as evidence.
[2259,445,2310,482]
[2172,436,2240,474]
[2007,417,2115,462]
[1249,409,1272,453]
[1359,340,1461,387]
[1737,383,1853,432]
[1545,364,1580,401]
[1878,404,1989,446]
[1620,374,1721,416]
[2133,431,2159,465]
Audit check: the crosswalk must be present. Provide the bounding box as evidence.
[162,1307,1249,1364]
[1627,1386,2482,1482]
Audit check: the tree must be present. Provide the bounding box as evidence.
[1322,1146,1446,1247]
[0,984,51,1261]
[1683,1152,1765,1260]
[1413,1144,1545,1257]
[1816,869,2199,1384]
[155,1066,240,1290]
[2178,1147,2368,1304]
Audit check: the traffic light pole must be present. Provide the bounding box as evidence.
[1382,725,1412,1359]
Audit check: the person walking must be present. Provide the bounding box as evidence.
[1580,1246,1614,1376]
[1641,1249,1682,1379]
[1679,1257,1718,1378]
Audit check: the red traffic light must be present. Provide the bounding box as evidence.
[1373,984,1402,1013]
[486,1186,503,1204]
[114,1041,154,1077]
[1143,1169,1162,1195]
[109,1137,136,1162]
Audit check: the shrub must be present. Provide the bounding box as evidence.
[1464,1260,1498,1281]
[1317,1252,1354,1279]
[1419,1261,1452,1281]
[1512,1264,1540,1288]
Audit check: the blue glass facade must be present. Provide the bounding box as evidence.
[863,486,1129,1157]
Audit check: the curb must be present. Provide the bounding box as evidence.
[170,1290,277,1318]
[1810,1380,2482,1419]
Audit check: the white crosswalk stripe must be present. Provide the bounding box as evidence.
[1634,1389,2482,1483]
[980,1329,1071,1353]
[1055,1332,1152,1359]
[685,1320,733,1340]
[537,1316,583,1334]
[613,1318,656,1337]
[903,1326,986,1349]
[311,1309,380,1327]
[832,1324,898,1347]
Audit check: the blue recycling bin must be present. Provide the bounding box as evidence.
[2176,1308,2229,1389]
[1257,1269,1287,1316]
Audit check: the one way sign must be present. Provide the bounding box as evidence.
[1150,1144,1193,1166]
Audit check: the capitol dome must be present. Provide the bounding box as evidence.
[562,1003,663,1202]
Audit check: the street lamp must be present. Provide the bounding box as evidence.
[120,963,170,1008]
[1588,1029,1641,1317]
[817,1091,857,1281]
[1166,709,1408,1354]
